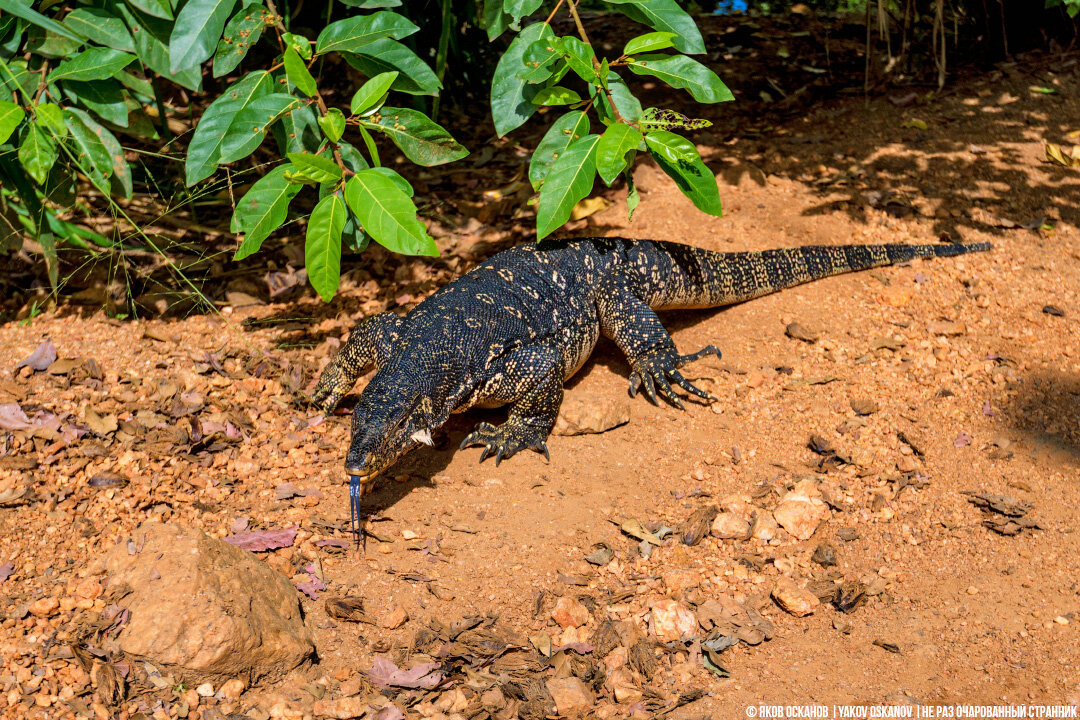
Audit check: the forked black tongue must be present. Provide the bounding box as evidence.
[349,475,362,545]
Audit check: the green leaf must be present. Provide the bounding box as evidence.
[126,0,174,20]
[503,0,542,22]
[306,193,346,302]
[604,0,705,54]
[531,86,581,106]
[350,71,397,115]
[344,169,438,256]
[535,133,600,240]
[343,39,440,96]
[644,130,721,216]
[213,6,267,77]
[338,0,401,7]
[231,165,301,259]
[65,107,131,197]
[369,166,412,196]
[170,0,237,74]
[529,110,589,191]
[25,27,84,59]
[482,0,513,41]
[283,47,317,97]
[62,107,110,191]
[491,22,552,137]
[119,6,202,91]
[596,123,641,185]
[623,31,677,55]
[627,54,734,104]
[185,70,273,186]
[0,100,26,144]
[38,232,58,290]
[273,103,320,154]
[0,59,35,103]
[33,102,65,137]
[0,0,86,42]
[607,72,642,122]
[315,11,417,55]
[218,94,301,165]
[287,151,341,184]
[551,36,596,83]
[282,32,312,60]
[63,8,134,53]
[318,108,346,143]
[520,37,562,84]
[18,123,58,185]
[49,48,135,84]
[639,107,712,132]
[625,172,640,221]
[362,106,467,166]
[63,79,130,127]
[337,141,370,173]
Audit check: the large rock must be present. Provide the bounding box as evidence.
[95,522,315,681]
[772,479,831,540]
[552,389,630,436]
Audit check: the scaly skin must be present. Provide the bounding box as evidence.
[311,237,990,493]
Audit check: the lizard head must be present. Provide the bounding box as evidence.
[344,369,442,491]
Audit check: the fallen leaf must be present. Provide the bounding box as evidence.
[326,596,372,623]
[0,403,31,431]
[570,197,609,221]
[901,118,928,131]
[0,562,13,582]
[367,657,443,690]
[84,408,118,436]
[619,518,661,545]
[223,527,297,552]
[15,340,57,372]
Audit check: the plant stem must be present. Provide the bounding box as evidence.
[564,0,632,127]
[151,76,173,140]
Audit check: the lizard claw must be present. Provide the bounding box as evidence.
[629,345,720,408]
[460,421,551,465]
[311,361,350,413]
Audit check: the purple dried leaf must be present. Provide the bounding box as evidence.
[0,404,31,431]
[367,656,444,689]
[223,527,297,552]
[15,340,57,372]
[954,431,972,448]
[275,483,301,500]
[372,705,405,720]
[296,575,326,600]
[0,562,13,582]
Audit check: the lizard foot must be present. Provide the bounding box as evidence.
[311,361,351,413]
[629,345,721,409]
[459,421,551,465]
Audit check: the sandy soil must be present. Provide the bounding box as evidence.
[1,13,1079,720]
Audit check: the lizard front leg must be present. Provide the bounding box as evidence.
[311,313,403,412]
[596,279,721,408]
[460,344,562,465]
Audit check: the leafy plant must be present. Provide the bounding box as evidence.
[0,0,732,303]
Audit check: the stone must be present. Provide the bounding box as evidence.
[551,596,590,629]
[785,322,819,343]
[552,390,630,436]
[710,512,750,539]
[772,479,831,540]
[607,667,642,703]
[220,678,246,700]
[379,606,409,629]
[772,578,819,617]
[662,569,701,596]
[28,597,60,618]
[196,683,214,697]
[313,696,370,719]
[546,677,593,716]
[750,512,779,542]
[648,599,698,642]
[95,522,315,681]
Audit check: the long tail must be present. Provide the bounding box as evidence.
[638,240,992,310]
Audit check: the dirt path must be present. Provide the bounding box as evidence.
[1,32,1079,720]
